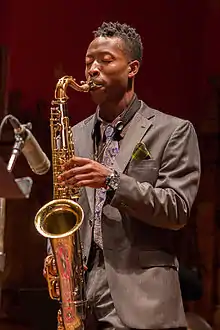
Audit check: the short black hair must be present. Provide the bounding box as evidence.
[93,22,143,64]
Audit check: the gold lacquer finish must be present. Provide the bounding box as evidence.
[34,76,95,330]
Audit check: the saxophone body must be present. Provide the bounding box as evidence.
[34,76,94,330]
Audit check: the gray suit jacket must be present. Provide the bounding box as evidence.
[73,101,201,329]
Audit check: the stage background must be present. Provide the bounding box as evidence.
[0,0,220,329]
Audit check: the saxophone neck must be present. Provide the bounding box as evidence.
[54,75,91,101]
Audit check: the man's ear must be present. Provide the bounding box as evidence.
[128,60,140,78]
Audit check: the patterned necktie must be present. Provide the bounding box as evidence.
[93,125,119,249]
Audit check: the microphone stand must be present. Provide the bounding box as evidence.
[0,133,25,270]
[0,128,33,313]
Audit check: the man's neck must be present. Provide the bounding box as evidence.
[99,91,135,123]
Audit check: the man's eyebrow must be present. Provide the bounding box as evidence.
[86,50,115,57]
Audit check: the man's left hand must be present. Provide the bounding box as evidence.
[58,156,112,189]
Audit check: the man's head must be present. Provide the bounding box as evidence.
[85,22,143,108]
[94,22,143,64]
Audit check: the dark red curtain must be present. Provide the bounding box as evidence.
[1,0,220,125]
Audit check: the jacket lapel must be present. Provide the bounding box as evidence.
[114,102,154,173]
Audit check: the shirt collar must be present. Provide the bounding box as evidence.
[95,93,138,124]
[93,94,140,141]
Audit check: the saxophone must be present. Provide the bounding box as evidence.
[34,76,96,330]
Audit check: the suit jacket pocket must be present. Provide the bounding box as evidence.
[127,159,158,184]
[138,250,178,269]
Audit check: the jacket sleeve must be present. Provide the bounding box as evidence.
[110,121,201,230]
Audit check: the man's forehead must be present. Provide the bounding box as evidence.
[86,36,125,55]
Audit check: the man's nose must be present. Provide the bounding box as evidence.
[88,64,100,78]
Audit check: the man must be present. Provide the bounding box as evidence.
[58,22,201,330]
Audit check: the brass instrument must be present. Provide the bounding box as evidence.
[34,76,95,330]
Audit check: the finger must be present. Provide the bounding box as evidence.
[58,164,93,181]
[65,173,94,186]
[62,156,92,171]
[77,179,100,188]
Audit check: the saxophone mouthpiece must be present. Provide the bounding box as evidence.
[80,80,98,92]
[87,80,101,91]
[79,81,91,92]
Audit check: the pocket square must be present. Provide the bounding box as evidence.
[132,142,151,160]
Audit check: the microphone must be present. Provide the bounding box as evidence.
[8,115,51,175]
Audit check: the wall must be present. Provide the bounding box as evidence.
[1,0,219,123]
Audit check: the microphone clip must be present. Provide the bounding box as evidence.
[113,120,124,141]
[7,120,33,172]
[7,134,25,172]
